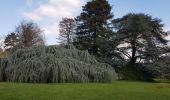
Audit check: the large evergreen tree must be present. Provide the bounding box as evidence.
[112,13,169,80]
[74,0,113,56]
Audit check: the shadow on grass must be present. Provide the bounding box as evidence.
[116,79,160,83]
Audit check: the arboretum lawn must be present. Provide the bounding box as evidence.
[0,81,170,100]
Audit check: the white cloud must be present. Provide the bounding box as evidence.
[22,0,85,44]
[163,26,170,43]
[22,12,41,21]
[23,0,85,20]
[164,26,170,32]
[43,23,59,35]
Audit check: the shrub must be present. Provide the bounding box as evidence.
[121,64,154,81]
[0,45,117,83]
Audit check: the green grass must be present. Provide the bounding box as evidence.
[0,81,170,100]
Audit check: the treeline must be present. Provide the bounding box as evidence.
[58,0,170,80]
[3,21,45,51]
[0,0,170,81]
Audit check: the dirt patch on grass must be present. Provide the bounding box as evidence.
[156,83,170,88]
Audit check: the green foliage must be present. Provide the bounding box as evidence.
[110,13,169,80]
[74,0,113,56]
[4,32,19,52]
[112,13,168,64]
[121,64,154,81]
[0,45,117,83]
[151,55,170,80]
[0,58,8,81]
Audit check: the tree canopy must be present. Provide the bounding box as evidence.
[110,13,169,80]
[4,32,19,51]
[74,0,113,56]
[112,13,168,65]
[16,21,45,48]
[58,18,76,44]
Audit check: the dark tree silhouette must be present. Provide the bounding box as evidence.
[112,13,169,80]
[4,32,19,51]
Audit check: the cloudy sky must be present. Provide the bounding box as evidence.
[0,0,170,45]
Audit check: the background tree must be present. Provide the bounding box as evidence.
[0,35,4,57]
[4,32,19,51]
[16,21,45,48]
[0,34,10,58]
[112,13,169,80]
[74,0,113,56]
[0,34,4,50]
[58,18,76,44]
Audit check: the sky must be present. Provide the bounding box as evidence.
[0,0,170,45]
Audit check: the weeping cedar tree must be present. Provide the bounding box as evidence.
[0,45,117,83]
[151,55,170,80]
[74,0,113,56]
[16,21,45,48]
[58,18,76,44]
[112,13,169,80]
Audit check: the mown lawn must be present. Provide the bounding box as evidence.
[0,81,170,100]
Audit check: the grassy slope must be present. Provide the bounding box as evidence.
[0,81,170,100]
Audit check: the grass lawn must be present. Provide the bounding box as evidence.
[0,81,170,100]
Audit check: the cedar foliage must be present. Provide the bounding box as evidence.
[112,13,169,80]
[4,32,19,52]
[74,0,113,56]
[0,45,116,83]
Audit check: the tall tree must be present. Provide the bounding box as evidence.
[74,0,113,56]
[16,21,45,48]
[58,18,76,44]
[0,34,5,50]
[4,32,19,51]
[0,35,4,55]
[112,13,168,69]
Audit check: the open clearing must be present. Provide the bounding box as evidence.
[0,81,170,100]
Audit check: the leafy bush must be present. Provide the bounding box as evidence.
[121,64,154,81]
[0,45,117,83]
